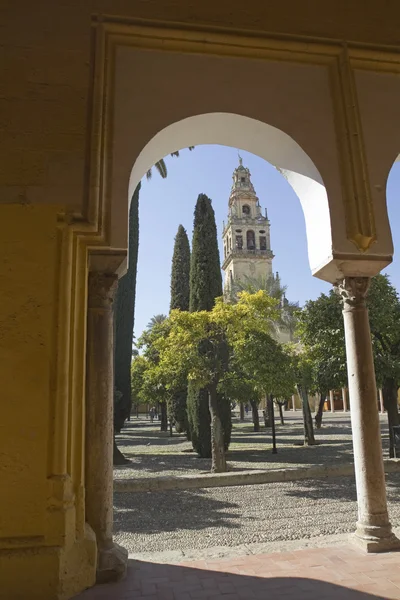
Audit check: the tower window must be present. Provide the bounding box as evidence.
[240,176,245,182]
[259,230,265,234]
[235,235,243,249]
[247,230,255,250]
[260,236,267,251]
[242,205,250,215]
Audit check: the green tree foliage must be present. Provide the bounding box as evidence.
[114,182,141,438]
[189,194,223,312]
[297,290,347,427]
[188,193,231,456]
[298,275,400,453]
[113,150,194,463]
[137,318,172,432]
[148,291,279,471]
[228,274,299,341]
[169,225,191,432]
[147,314,167,330]
[170,225,191,311]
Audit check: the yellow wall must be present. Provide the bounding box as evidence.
[0,205,96,598]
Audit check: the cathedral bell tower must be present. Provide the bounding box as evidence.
[222,157,274,292]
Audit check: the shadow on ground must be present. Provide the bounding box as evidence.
[113,488,241,535]
[76,558,390,599]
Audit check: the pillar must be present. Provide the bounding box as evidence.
[379,389,385,414]
[338,277,399,552]
[292,394,296,411]
[329,390,335,413]
[342,388,348,412]
[86,271,128,582]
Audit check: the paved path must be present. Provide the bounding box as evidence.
[77,543,400,599]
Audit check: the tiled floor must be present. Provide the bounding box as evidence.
[76,544,400,599]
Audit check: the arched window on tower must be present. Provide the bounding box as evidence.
[247,230,255,250]
[235,235,243,249]
[242,204,250,216]
[259,236,267,251]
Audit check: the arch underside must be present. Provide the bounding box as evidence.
[109,44,396,282]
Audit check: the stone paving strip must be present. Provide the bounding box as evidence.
[114,472,400,555]
[114,458,400,492]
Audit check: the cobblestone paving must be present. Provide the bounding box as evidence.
[114,412,390,479]
[114,472,400,555]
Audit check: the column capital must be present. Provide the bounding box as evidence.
[336,276,370,311]
[88,272,118,310]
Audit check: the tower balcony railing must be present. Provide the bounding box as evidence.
[222,247,274,268]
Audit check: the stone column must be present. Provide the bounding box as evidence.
[86,271,128,582]
[338,277,399,552]
[342,388,348,412]
[329,390,335,413]
[292,394,296,411]
[379,389,385,414]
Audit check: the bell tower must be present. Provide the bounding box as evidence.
[222,157,274,292]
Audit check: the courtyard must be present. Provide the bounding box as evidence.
[112,412,400,558]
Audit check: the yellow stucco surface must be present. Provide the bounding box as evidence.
[0,205,96,598]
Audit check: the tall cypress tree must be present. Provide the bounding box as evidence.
[187,194,232,456]
[169,225,191,432]
[170,225,190,311]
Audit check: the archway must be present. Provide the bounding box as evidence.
[127,113,331,280]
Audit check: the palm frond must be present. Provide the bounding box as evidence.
[154,158,168,179]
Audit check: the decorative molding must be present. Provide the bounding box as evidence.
[337,276,370,310]
[83,17,400,257]
[88,272,118,310]
[329,48,376,252]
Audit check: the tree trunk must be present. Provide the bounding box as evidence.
[208,383,227,473]
[239,402,245,421]
[264,394,272,428]
[382,379,400,458]
[298,385,316,445]
[160,402,168,432]
[269,394,277,453]
[250,398,260,432]
[278,403,284,425]
[113,438,130,466]
[315,392,326,429]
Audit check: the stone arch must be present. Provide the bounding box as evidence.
[124,113,331,279]
[246,230,256,250]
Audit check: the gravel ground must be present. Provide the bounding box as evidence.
[114,412,391,479]
[114,472,400,554]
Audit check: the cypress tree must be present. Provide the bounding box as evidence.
[170,225,190,311]
[113,183,141,465]
[169,225,191,432]
[187,194,232,456]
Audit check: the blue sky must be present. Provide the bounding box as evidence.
[134,145,400,340]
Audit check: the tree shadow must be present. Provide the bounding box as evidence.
[282,471,400,504]
[113,452,211,474]
[77,556,393,599]
[113,488,241,535]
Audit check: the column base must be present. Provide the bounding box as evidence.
[351,523,400,553]
[97,542,129,584]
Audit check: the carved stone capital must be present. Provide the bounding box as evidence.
[336,276,370,311]
[88,272,118,310]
